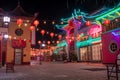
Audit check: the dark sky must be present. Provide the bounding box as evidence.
[0,0,119,19]
[0,0,119,47]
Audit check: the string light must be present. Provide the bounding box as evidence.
[52,21,55,24]
[43,21,46,24]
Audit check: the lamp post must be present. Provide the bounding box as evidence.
[38,40,42,65]
[3,16,10,27]
[1,16,10,67]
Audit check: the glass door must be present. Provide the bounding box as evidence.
[15,48,22,65]
[80,47,88,61]
[92,43,102,61]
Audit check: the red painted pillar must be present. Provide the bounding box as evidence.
[0,40,1,66]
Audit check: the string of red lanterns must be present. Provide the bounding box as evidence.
[16,18,112,44]
[13,17,112,47]
[14,19,63,45]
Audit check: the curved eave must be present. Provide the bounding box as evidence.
[83,4,120,22]
[95,5,120,22]
[8,4,33,17]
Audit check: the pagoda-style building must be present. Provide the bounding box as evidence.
[55,3,120,62]
[0,2,38,66]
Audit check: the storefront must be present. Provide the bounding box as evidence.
[0,3,38,65]
[91,43,102,61]
[77,36,102,62]
[55,3,120,63]
[80,46,91,61]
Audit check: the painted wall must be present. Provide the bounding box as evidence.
[6,19,32,64]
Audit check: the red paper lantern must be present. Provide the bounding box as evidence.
[104,19,110,26]
[86,21,92,26]
[47,41,51,45]
[50,32,54,38]
[17,18,23,26]
[38,40,41,44]
[34,20,39,26]
[58,34,62,40]
[30,26,34,31]
[41,29,45,36]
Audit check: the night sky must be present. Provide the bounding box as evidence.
[0,0,119,48]
[0,0,119,18]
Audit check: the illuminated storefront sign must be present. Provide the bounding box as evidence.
[12,39,26,48]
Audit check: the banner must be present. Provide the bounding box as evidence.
[12,39,26,48]
[31,28,36,45]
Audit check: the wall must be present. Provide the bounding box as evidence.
[6,19,32,64]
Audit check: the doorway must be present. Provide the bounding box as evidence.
[14,48,23,65]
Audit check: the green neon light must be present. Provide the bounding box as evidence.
[92,37,101,42]
[102,18,106,20]
[53,48,63,54]
[57,40,67,47]
[76,37,101,47]
[55,40,67,54]
[96,6,120,20]
[76,39,92,47]
[96,21,101,26]
[108,15,115,18]
[57,4,120,29]
[116,12,120,16]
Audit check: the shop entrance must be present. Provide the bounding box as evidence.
[14,48,23,65]
[92,43,102,61]
[80,46,91,62]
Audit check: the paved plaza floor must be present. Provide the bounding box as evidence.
[0,61,117,80]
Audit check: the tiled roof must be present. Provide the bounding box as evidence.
[8,2,33,17]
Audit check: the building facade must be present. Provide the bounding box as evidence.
[0,3,37,66]
[56,4,120,62]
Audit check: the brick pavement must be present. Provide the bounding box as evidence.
[0,62,116,80]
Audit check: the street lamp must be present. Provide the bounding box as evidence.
[3,16,10,27]
[38,40,42,65]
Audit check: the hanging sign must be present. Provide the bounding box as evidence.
[12,39,26,48]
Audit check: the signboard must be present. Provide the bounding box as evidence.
[31,28,36,45]
[109,41,118,53]
[12,39,26,48]
[102,29,120,64]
